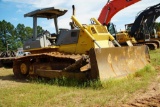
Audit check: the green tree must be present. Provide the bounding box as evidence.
[15,24,44,42]
[155,22,160,31]
[25,26,33,39]
[0,20,15,51]
[37,26,44,34]
[0,20,44,51]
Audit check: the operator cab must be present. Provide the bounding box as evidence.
[23,7,81,50]
[125,23,133,33]
[23,7,80,50]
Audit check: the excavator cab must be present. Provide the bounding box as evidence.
[125,24,132,33]
[125,23,151,42]
[107,23,117,39]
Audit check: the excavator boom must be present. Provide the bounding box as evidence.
[114,3,160,50]
[98,0,140,25]
[145,4,160,36]
[131,3,160,37]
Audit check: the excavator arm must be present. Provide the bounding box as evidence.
[130,3,160,37]
[146,4,160,33]
[146,15,160,29]
[98,0,140,25]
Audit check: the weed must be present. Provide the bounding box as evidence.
[0,49,160,107]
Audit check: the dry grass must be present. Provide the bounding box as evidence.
[0,49,159,107]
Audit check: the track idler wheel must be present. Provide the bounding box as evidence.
[20,63,29,75]
[13,60,30,79]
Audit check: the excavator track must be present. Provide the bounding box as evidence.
[13,52,89,80]
[116,41,158,50]
[133,42,158,50]
[140,40,160,50]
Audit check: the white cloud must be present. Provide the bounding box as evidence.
[16,9,24,13]
[2,0,107,32]
[156,17,160,22]
[111,0,160,31]
[2,0,160,32]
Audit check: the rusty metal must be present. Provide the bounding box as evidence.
[13,46,150,81]
[13,52,89,80]
[34,55,89,80]
[89,45,150,81]
[20,63,28,74]
[35,69,87,80]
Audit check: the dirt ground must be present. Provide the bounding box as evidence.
[0,67,160,106]
[0,68,27,89]
[121,66,160,107]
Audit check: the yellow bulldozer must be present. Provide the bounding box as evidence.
[13,5,150,81]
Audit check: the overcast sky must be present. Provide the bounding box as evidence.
[0,0,160,32]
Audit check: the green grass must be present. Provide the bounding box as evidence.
[150,49,160,66]
[0,49,159,107]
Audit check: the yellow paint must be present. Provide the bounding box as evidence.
[116,31,137,43]
[57,17,115,54]
[26,16,115,54]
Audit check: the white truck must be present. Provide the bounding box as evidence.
[16,48,30,57]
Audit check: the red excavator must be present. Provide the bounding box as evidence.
[98,0,160,50]
[98,0,140,25]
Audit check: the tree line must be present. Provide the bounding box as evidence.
[155,22,160,31]
[0,20,44,51]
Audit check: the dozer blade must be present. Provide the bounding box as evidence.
[89,45,150,81]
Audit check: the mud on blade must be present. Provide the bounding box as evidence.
[89,45,150,81]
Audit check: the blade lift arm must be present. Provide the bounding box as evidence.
[71,16,121,47]
[71,15,101,48]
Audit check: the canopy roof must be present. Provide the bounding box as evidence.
[24,7,67,18]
